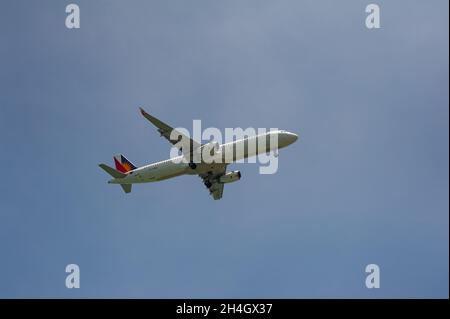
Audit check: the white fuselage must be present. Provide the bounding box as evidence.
[109,130,298,185]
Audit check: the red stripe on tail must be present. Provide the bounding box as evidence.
[114,157,128,173]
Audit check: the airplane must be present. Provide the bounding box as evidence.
[99,108,298,200]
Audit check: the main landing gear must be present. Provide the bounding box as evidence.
[204,180,212,188]
[188,162,197,170]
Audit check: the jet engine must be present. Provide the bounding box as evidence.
[219,171,242,184]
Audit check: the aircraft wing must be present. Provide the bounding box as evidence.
[199,164,227,200]
[139,107,201,156]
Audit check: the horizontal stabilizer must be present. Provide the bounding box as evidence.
[99,164,126,179]
[120,184,132,193]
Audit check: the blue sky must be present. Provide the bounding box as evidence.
[0,0,448,298]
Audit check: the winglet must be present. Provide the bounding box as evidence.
[139,107,167,131]
[139,107,156,123]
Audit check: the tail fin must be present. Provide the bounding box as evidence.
[114,154,137,173]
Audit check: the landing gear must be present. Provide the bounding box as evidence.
[204,181,212,188]
[188,162,197,169]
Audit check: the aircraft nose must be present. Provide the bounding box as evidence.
[286,132,298,144]
[278,132,298,147]
[290,133,298,143]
